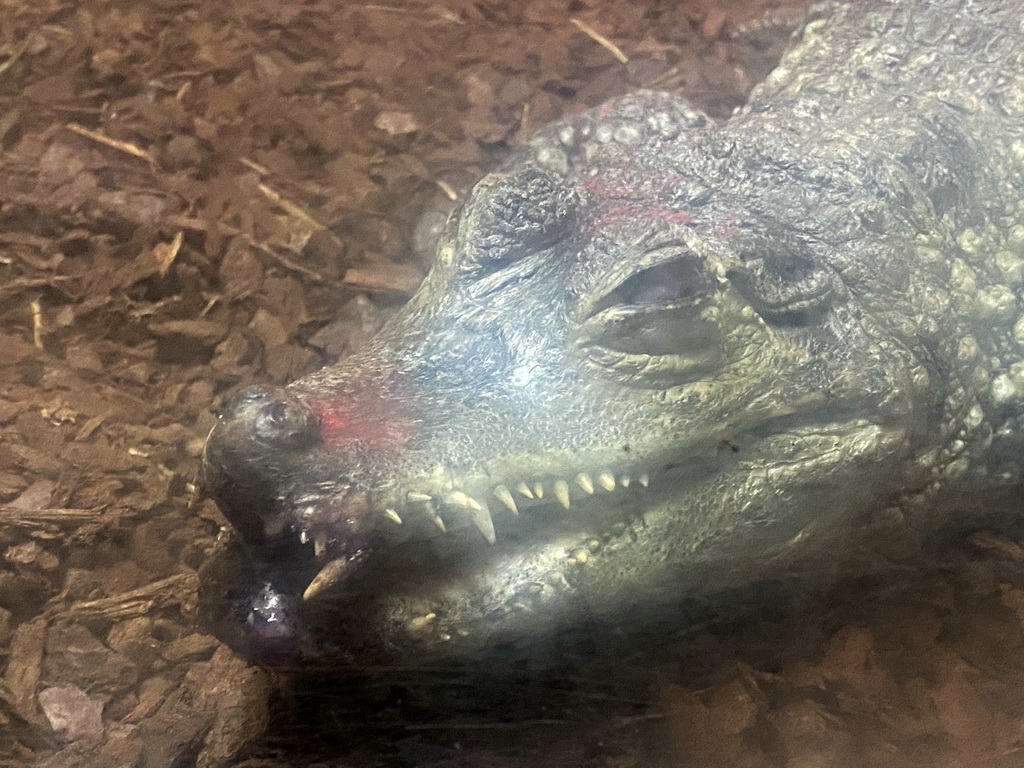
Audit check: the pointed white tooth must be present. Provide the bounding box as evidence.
[299,529,308,544]
[575,473,594,494]
[533,482,544,499]
[639,473,650,487]
[303,557,348,600]
[385,508,402,524]
[620,475,631,488]
[433,515,447,533]
[408,612,436,631]
[445,490,483,511]
[554,479,571,509]
[515,482,534,500]
[597,472,616,491]
[493,485,519,515]
[407,491,432,503]
[314,534,328,558]
[470,503,496,544]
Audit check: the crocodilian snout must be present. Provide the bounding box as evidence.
[201,384,323,547]
[199,383,377,663]
[201,379,399,572]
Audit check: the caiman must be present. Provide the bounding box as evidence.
[199,0,1024,666]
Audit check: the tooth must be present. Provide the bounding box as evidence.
[533,482,544,499]
[314,534,327,558]
[554,479,571,509]
[575,473,594,494]
[303,558,348,600]
[516,482,534,499]
[385,508,402,524]
[639,473,650,487]
[597,472,616,491]
[493,485,519,514]
[433,515,447,533]
[620,475,631,488]
[470,503,496,544]
[299,529,308,544]
[407,492,432,503]
[445,491,483,511]
[409,612,436,631]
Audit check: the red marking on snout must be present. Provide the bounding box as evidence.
[582,166,697,234]
[307,390,414,451]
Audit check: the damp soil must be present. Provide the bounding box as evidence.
[2,0,1024,766]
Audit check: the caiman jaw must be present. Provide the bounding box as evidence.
[202,379,681,604]
[204,372,891,609]
[298,467,655,599]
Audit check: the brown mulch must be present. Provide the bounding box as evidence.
[3,0,1024,766]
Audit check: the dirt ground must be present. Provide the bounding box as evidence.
[3,0,1024,766]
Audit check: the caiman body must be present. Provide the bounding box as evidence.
[200,0,1024,666]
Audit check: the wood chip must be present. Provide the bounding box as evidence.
[570,18,629,64]
[64,123,156,166]
[343,264,423,295]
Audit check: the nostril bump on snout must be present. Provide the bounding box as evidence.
[222,385,320,451]
[202,385,323,548]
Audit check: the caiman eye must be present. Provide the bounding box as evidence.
[589,253,709,316]
[727,236,834,323]
[578,251,720,361]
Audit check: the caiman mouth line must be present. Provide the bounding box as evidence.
[291,412,886,602]
[295,465,655,601]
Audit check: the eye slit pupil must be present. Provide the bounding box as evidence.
[593,254,705,315]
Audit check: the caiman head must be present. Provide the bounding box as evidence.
[199,91,930,666]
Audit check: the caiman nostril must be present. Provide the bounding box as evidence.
[201,385,324,548]
[223,385,320,450]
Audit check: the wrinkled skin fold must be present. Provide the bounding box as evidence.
[199,0,1024,666]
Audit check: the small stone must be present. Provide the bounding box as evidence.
[39,685,105,743]
[90,49,122,77]
[374,110,418,135]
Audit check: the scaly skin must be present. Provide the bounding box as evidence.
[199,0,1024,666]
